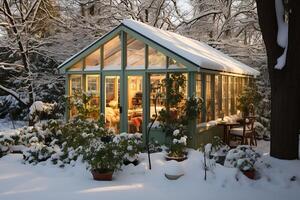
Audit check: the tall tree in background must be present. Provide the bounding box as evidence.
[256,0,299,159]
[0,0,61,123]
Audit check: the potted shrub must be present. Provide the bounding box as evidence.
[237,158,256,179]
[165,128,188,162]
[84,135,125,181]
[118,132,143,166]
[224,145,260,180]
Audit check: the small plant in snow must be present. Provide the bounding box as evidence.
[202,143,216,180]
[199,136,229,165]
[168,128,188,158]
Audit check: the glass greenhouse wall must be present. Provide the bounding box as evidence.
[59,20,257,147]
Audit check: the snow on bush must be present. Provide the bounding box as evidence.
[224,145,261,171]
[168,128,188,158]
[29,101,57,124]
[13,117,142,168]
[199,136,230,165]
[115,132,143,162]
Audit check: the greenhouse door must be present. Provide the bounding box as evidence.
[103,72,145,135]
[125,74,145,134]
[103,74,121,133]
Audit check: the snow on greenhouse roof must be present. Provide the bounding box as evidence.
[122,19,260,76]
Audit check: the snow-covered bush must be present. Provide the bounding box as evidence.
[84,134,125,173]
[168,128,188,158]
[0,133,21,156]
[29,101,57,124]
[116,132,143,163]
[224,145,261,171]
[19,119,81,166]
[18,119,63,146]
[149,139,163,153]
[200,136,230,165]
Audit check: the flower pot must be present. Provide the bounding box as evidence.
[91,170,113,181]
[165,154,187,162]
[242,170,256,180]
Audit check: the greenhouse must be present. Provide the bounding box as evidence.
[58,19,259,147]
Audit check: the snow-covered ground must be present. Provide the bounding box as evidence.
[0,118,26,135]
[0,121,299,200]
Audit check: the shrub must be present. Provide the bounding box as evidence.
[199,136,230,165]
[224,145,260,171]
[84,135,124,173]
[117,132,143,162]
[168,128,188,158]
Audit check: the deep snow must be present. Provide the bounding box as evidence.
[0,120,300,200]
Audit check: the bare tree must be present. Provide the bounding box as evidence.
[0,0,59,124]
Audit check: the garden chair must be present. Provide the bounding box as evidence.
[228,116,257,146]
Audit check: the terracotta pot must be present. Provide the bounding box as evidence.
[165,154,187,162]
[91,170,113,181]
[242,170,256,180]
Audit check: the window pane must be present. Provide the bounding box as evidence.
[168,58,186,69]
[148,47,166,69]
[127,35,145,69]
[69,75,82,96]
[150,74,166,122]
[214,75,221,119]
[222,76,229,116]
[206,75,213,121]
[68,60,83,71]
[128,76,143,133]
[69,75,82,118]
[196,73,202,124]
[105,76,120,133]
[85,49,100,71]
[103,36,121,70]
[86,75,100,120]
[229,77,235,115]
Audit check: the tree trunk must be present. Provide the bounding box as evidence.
[256,0,299,159]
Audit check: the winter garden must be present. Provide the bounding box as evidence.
[0,0,300,200]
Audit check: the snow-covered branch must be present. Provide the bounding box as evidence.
[0,85,28,106]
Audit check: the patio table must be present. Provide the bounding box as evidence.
[217,122,240,145]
